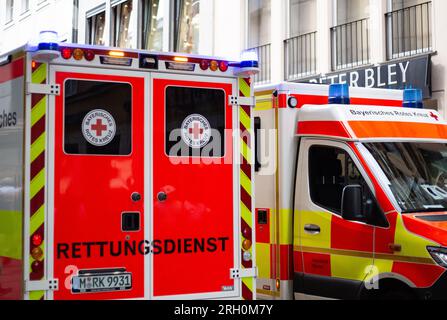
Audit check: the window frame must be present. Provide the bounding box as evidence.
[86,5,106,46]
[301,139,378,222]
[62,78,134,157]
[163,85,227,159]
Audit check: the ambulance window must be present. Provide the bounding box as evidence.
[64,80,132,155]
[165,86,225,158]
[309,146,371,215]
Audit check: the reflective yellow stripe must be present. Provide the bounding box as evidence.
[31,98,46,126]
[32,64,47,84]
[29,291,44,301]
[256,243,271,279]
[240,170,252,195]
[240,138,252,164]
[30,169,45,199]
[30,205,45,235]
[299,211,332,249]
[241,202,253,229]
[279,209,293,245]
[30,133,46,163]
[239,78,251,97]
[240,108,251,131]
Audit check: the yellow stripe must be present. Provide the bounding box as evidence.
[240,139,252,164]
[256,243,271,279]
[255,100,273,111]
[29,291,44,300]
[31,98,46,126]
[30,205,45,235]
[0,210,23,260]
[30,169,45,199]
[240,170,252,195]
[30,133,46,163]
[241,202,253,229]
[255,90,274,97]
[32,64,47,84]
[240,108,251,131]
[242,278,254,298]
[279,209,293,245]
[239,78,251,97]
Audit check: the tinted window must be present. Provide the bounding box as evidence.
[165,86,225,157]
[309,146,369,214]
[64,80,132,155]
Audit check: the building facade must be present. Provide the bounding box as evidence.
[1,0,447,117]
[0,0,76,54]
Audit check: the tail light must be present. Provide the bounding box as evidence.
[61,48,73,60]
[219,61,229,72]
[242,227,252,240]
[31,260,44,274]
[200,60,209,71]
[84,50,95,61]
[32,233,43,247]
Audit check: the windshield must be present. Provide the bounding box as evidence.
[364,142,447,213]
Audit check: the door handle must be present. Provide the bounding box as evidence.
[304,224,321,235]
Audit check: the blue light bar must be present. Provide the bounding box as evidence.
[329,83,350,105]
[37,31,59,51]
[403,88,423,109]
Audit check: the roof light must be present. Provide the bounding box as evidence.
[109,51,125,57]
[61,48,73,60]
[173,56,188,63]
[73,48,84,61]
[33,30,60,62]
[199,60,209,71]
[219,61,229,72]
[403,88,423,109]
[234,50,260,77]
[210,60,219,72]
[84,50,95,61]
[329,83,350,105]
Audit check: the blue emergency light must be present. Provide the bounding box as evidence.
[234,50,260,77]
[32,31,61,62]
[403,88,424,109]
[329,83,350,105]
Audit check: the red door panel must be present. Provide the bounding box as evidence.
[152,78,235,297]
[53,72,145,300]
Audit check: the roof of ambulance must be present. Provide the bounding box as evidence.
[256,82,403,101]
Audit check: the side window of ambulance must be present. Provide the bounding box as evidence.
[165,86,225,158]
[64,80,132,155]
[308,145,371,215]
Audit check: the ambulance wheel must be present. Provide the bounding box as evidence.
[380,289,416,300]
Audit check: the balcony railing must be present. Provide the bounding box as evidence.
[284,32,317,81]
[247,43,271,84]
[331,18,370,71]
[386,1,432,60]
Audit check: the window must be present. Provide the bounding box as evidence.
[174,0,200,53]
[112,0,134,48]
[336,0,369,24]
[21,0,29,13]
[165,87,225,158]
[247,0,271,48]
[386,0,432,59]
[87,11,106,45]
[289,0,316,37]
[141,0,164,51]
[309,145,371,215]
[64,80,132,156]
[332,0,370,70]
[6,0,14,23]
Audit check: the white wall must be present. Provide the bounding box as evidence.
[0,0,74,54]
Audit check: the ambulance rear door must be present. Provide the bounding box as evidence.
[48,66,148,300]
[151,73,239,299]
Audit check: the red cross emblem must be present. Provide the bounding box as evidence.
[430,112,439,122]
[91,119,108,136]
[189,122,204,139]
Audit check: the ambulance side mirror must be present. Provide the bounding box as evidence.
[341,185,366,223]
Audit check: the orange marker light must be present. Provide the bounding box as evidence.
[173,56,188,63]
[242,239,252,251]
[31,247,43,261]
[73,48,84,60]
[109,51,125,57]
[210,60,219,71]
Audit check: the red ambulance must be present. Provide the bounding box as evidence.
[0,31,258,300]
[254,82,447,300]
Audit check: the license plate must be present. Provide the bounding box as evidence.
[72,272,132,294]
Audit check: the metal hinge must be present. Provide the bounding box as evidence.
[229,95,256,107]
[230,268,258,279]
[25,279,59,292]
[26,83,60,96]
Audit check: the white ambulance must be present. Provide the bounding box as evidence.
[0,31,258,300]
